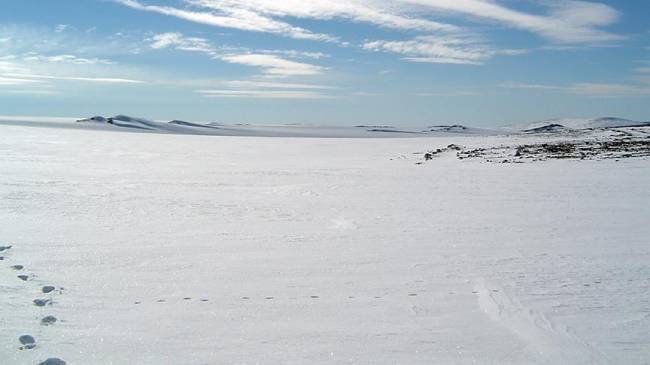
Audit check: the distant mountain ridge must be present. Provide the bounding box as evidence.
[74,115,650,137]
[516,117,650,132]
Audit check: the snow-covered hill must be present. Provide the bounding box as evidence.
[424,124,502,135]
[516,117,650,132]
[1,115,648,138]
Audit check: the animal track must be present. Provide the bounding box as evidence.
[130,292,432,306]
[6,244,66,362]
[34,299,53,307]
[39,358,66,365]
[18,335,36,350]
[41,316,58,326]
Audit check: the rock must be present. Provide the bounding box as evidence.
[11,265,24,270]
[42,286,56,293]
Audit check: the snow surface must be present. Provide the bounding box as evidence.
[0,119,649,364]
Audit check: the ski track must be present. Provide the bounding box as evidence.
[474,278,609,364]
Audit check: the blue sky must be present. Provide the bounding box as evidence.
[1,0,649,126]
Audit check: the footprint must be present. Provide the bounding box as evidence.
[0,245,12,252]
[156,299,166,303]
[19,335,36,350]
[42,286,56,294]
[200,299,209,302]
[134,301,141,305]
[34,299,53,307]
[408,293,418,297]
[17,275,29,281]
[241,297,250,300]
[11,265,24,270]
[39,358,66,365]
[41,316,57,326]
[265,297,274,300]
[183,297,192,300]
[310,296,320,299]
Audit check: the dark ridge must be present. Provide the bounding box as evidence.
[367,129,423,134]
[523,124,568,133]
[108,121,155,131]
[169,120,222,129]
[355,125,395,128]
[426,125,469,132]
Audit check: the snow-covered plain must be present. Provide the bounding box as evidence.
[0,120,649,364]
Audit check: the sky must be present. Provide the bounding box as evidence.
[0,0,649,126]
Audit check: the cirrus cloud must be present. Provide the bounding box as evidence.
[148,32,326,76]
[363,35,526,65]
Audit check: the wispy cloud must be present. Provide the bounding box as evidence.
[117,0,622,46]
[195,78,335,99]
[415,90,480,97]
[55,24,71,33]
[0,89,59,95]
[150,32,216,53]
[500,81,564,90]
[261,50,329,60]
[113,0,625,73]
[0,76,45,86]
[400,0,622,44]
[568,83,650,96]
[363,35,526,65]
[186,0,457,32]
[196,89,332,99]
[221,54,324,76]
[501,81,650,97]
[22,54,115,65]
[148,32,326,76]
[221,80,334,89]
[4,73,144,84]
[116,0,336,41]
[0,53,145,95]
